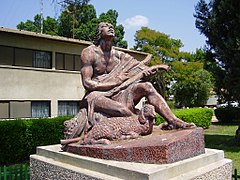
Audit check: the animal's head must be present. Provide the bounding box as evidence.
[139,104,156,124]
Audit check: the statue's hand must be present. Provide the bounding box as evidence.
[154,64,169,71]
[143,64,169,77]
[143,67,157,77]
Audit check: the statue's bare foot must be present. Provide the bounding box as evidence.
[91,138,111,145]
[159,118,196,130]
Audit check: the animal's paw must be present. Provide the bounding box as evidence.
[121,132,139,140]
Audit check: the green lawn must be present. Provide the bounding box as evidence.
[204,124,240,173]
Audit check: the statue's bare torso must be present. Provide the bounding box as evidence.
[87,46,120,78]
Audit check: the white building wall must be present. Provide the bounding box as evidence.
[0,28,148,118]
[0,66,84,117]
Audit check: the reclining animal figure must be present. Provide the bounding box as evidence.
[81,104,156,145]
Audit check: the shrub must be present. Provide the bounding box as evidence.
[166,100,175,109]
[215,107,240,123]
[0,120,29,165]
[155,108,213,129]
[0,116,70,165]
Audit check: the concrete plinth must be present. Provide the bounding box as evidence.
[30,144,232,180]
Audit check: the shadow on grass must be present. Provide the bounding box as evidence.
[212,122,240,126]
[205,134,240,152]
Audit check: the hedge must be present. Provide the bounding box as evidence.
[0,108,213,165]
[155,108,213,129]
[0,117,71,165]
[215,107,240,123]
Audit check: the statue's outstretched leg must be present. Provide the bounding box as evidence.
[94,96,134,117]
[132,82,196,130]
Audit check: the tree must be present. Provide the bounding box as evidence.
[17,14,58,35]
[58,10,73,38]
[133,27,183,63]
[133,27,188,97]
[16,3,127,48]
[171,61,213,107]
[194,0,240,102]
[17,14,42,33]
[53,0,127,47]
[58,3,96,39]
[43,16,59,35]
[59,8,127,48]
[55,0,90,38]
[133,27,214,106]
[75,4,97,41]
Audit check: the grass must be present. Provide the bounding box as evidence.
[204,123,240,173]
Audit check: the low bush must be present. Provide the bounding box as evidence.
[0,116,71,165]
[0,108,214,165]
[155,108,213,129]
[215,107,240,123]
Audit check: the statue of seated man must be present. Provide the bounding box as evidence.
[81,22,194,128]
[61,22,195,147]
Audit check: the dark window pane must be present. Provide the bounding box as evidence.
[74,55,81,71]
[65,54,74,71]
[0,46,14,65]
[56,53,64,70]
[15,48,32,67]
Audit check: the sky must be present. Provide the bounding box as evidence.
[0,0,206,53]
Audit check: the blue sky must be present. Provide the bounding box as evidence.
[0,0,206,52]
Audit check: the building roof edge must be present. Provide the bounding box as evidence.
[0,26,148,56]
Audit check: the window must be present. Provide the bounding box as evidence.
[65,54,74,71]
[58,101,79,116]
[56,53,64,70]
[56,52,80,71]
[32,101,50,118]
[0,45,52,69]
[74,55,81,71]
[10,101,31,119]
[0,101,9,119]
[15,48,32,67]
[33,51,51,68]
[0,46,14,65]
[0,101,51,119]
[1,101,32,119]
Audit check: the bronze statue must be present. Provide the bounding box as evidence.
[61,22,195,148]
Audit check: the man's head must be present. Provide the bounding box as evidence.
[93,22,115,45]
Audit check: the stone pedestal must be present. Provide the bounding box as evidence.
[30,128,232,179]
[30,144,231,180]
[66,128,205,164]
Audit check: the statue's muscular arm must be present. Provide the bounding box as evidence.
[81,47,123,91]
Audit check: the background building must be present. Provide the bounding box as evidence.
[0,27,148,119]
